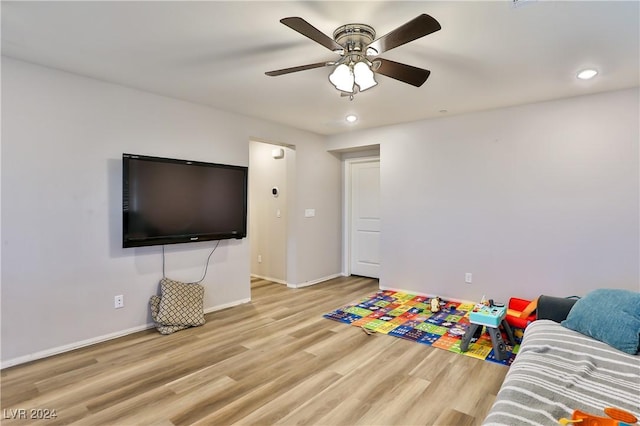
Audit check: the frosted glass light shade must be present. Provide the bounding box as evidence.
[329,64,355,93]
[354,61,377,91]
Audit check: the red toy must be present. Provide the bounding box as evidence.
[505,297,537,329]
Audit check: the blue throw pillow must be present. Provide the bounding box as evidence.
[561,288,640,355]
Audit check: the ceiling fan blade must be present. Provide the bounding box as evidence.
[280,17,343,52]
[366,14,441,55]
[265,61,331,76]
[373,58,431,87]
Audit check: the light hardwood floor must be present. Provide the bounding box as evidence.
[1,276,508,425]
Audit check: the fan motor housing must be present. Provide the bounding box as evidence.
[333,24,375,53]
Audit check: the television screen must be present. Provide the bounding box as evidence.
[122,153,248,247]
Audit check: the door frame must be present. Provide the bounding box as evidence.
[343,156,380,277]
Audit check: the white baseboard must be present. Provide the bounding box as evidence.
[288,273,345,289]
[1,324,155,369]
[250,273,346,288]
[1,297,251,370]
[378,284,475,305]
[204,298,251,314]
[250,274,287,285]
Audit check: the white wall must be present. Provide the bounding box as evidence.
[249,141,290,283]
[287,142,342,287]
[329,88,639,303]
[1,58,342,366]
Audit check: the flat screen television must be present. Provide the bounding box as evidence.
[122,153,248,248]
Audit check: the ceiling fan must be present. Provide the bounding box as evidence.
[265,14,441,97]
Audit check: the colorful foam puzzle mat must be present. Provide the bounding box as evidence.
[323,290,523,366]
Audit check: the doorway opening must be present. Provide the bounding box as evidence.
[249,140,294,286]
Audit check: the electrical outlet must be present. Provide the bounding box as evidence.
[114,295,124,309]
[465,273,472,284]
[258,254,262,263]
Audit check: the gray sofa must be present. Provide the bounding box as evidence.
[484,293,640,425]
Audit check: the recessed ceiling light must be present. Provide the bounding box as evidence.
[577,69,598,80]
[346,114,358,123]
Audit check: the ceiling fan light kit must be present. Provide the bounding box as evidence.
[328,59,378,93]
[266,14,441,97]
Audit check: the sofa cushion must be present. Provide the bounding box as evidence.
[561,288,640,354]
[155,278,205,327]
[537,295,579,322]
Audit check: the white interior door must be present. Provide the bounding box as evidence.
[350,160,380,278]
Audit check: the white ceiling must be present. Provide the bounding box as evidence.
[2,1,639,136]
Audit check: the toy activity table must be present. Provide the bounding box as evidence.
[460,304,516,361]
